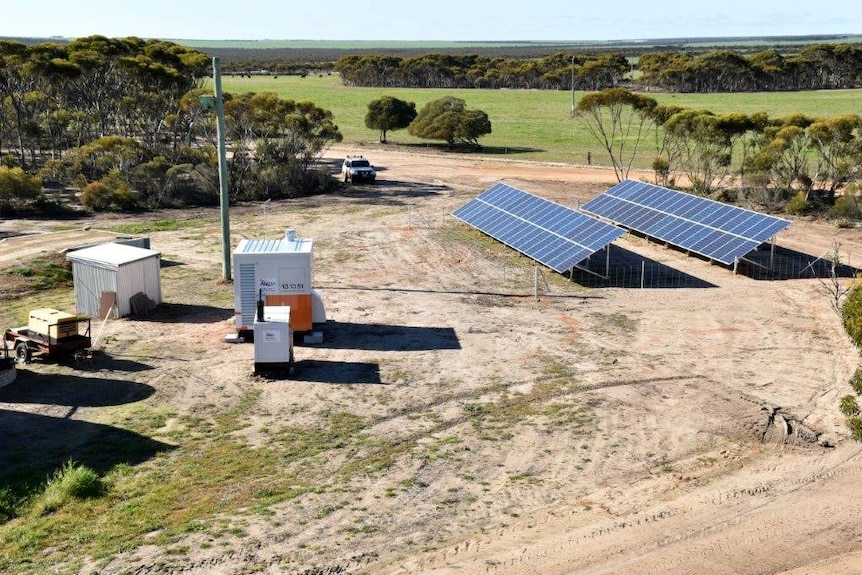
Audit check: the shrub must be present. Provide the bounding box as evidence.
[37,159,84,190]
[0,166,42,203]
[651,156,669,185]
[848,417,862,442]
[0,487,16,522]
[850,367,862,396]
[80,171,137,211]
[714,188,738,204]
[785,190,811,215]
[841,285,862,349]
[832,194,862,220]
[839,394,860,417]
[80,180,113,211]
[165,163,218,206]
[33,461,104,516]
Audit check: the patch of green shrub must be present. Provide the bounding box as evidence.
[847,417,862,442]
[839,395,860,417]
[0,487,16,522]
[0,166,42,203]
[841,284,862,349]
[785,190,811,215]
[850,367,862,396]
[6,255,73,290]
[831,194,862,220]
[32,461,104,516]
[80,170,137,211]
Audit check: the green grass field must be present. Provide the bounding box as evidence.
[219,74,862,166]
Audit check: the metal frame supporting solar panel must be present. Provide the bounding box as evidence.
[453,183,625,278]
[581,180,791,269]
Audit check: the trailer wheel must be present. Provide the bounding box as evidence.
[15,342,31,364]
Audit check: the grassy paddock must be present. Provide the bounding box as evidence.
[219,74,862,166]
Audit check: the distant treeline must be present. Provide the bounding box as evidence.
[203,43,862,94]
[331,44,862,92]
[6,35,861,93]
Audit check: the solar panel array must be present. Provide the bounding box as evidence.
[453,183,625,273]
[581,180,791,265]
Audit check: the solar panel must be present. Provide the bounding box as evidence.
[581,180,791,265]
[453,183,625,273]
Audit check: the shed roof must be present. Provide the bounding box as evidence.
[66,242,160,267]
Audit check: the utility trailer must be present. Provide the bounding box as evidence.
[4,308,92,363]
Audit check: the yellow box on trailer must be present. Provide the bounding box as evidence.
[28,308,78,343]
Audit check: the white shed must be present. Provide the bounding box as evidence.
[66,242,161,318]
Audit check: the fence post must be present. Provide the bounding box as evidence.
[534,266,539,300]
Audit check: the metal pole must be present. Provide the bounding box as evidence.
[571,55,576,118]
[213,57,231,281]
[770,237,776,270]
[534,266,539,300]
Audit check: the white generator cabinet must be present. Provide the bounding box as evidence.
[253,305,295,375]
[233,229,326,336]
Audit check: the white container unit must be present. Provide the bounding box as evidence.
[253,305,294,375]
[232,229,326,335]
[66,242,161,318]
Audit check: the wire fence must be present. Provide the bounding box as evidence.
[569,246,859,289]
[409,207,859,292]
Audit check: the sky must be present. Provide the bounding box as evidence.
[0,0,858,42]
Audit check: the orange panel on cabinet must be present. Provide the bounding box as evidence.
[265,294,312,331]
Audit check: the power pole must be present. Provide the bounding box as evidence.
[571,54,576,118]
[213,57,232,281]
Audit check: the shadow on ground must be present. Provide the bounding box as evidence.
[0,408,174,482]
[0,371,169,482]
[132,302,234,324]
[569,244,717,289]
[0,368,155,407]
[311,321,460,351]
[260,359,382,384]
[737,244,862,280]
[337,179,450,201]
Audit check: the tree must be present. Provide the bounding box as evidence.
[223,92,342,200]
[365,96,417,143]
[577,88,657,182]
[747,118,814,196]
[407,96,491,148]
[661,110,754,194]
[815,243,853,317]
[806,114,862,200]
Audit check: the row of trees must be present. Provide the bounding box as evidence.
[639,44,862,92]
[577,87,862,211]
[0,36,345,211]
[334,44,862,93]
[334,53,630,90]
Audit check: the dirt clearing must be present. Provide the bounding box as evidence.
[2,144,862,575]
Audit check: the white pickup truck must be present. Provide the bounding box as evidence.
[341,155,376,183]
